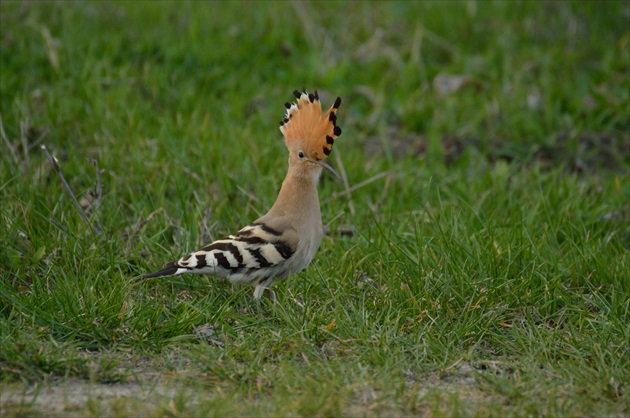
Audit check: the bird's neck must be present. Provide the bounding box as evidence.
[268,165,322,219]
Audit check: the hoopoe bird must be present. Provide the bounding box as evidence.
[143,89,343,301]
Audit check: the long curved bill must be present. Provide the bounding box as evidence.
[315,159,342,182]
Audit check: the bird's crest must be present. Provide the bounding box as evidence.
[279,89,342,160]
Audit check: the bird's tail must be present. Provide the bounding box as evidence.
[141,261,184,279]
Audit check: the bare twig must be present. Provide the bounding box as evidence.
[126,206,165,252]
[28,127,49,152]
[41,145,102,235]
[323,171,391,205]
[377,171,393,209]
[235,183,260,204]
[0,116,19,166]
[131,207,164,238]
[323,224,355,238]
[334,151,355,215]
[86,158,104,233]
[88,159,103,213]
[20,120,30,178]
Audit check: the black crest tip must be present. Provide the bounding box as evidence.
[333,97,342,109]
[293,90,301,99]
[333,126,342,136]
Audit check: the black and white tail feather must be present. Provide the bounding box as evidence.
[142,221,297,301]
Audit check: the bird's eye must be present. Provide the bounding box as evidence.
[298,151,305,159]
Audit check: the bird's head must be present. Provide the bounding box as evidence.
[280,89,342,181]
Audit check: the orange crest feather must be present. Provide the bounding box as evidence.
[279,89,342,160]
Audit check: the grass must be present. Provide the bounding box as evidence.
[1,1,629,416]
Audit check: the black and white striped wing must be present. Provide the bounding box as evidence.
[142,222,298,284]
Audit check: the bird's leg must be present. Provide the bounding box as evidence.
[264,287,277,303]
[253,284,277,316]
[253,282,277,304]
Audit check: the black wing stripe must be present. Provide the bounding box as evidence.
[233,235,266,245]
[195,254,207,269]
[274,242,293,259]
[250,222,282,237]
[200,242,243,265]
[245,247,273,269]
[224,242,244,266]
[234,228,253,238]
[213,252,232,270]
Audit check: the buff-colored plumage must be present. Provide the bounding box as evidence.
[143,89,343,301]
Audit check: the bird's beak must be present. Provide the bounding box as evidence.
[315,159,342,182]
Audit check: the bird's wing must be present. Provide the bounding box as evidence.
[142,221,299,280]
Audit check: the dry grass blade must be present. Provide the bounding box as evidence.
[41,144,102,235]
[1,116,19,167]
[323,171,391,205]
[88,159,103,213]
[334,151,355,215]
[20,120,30,178]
